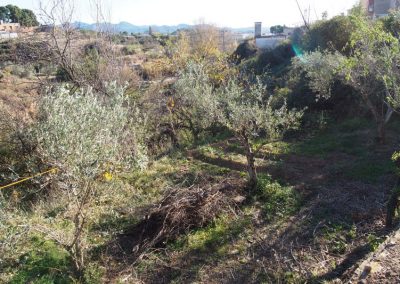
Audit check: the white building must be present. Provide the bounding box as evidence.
[254,22,288,49]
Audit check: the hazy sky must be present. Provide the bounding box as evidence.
[3,0,359,27]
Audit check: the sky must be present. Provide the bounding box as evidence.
[2,0,360,27]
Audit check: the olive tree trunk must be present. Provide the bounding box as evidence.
[241,133,257,188]
[377,120,386,144]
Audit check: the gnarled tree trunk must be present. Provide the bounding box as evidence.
[377,120,386,145]
[241,132,257,188]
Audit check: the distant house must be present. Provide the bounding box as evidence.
[362,0,400,18]
[254,22,288,49]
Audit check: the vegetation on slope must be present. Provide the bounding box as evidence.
[1,2,400,283]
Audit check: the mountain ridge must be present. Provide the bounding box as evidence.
[73,21,261,34]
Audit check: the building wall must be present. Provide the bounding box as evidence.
[374,0,393,16]
[0,23,21,32]
[255,36,286,49]
[362,0,400,17]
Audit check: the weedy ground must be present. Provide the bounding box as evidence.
[0,74,399,283]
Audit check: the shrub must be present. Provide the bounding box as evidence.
[216,76,303,187]
[233,40,257,63]
[242,42,295,75]
[121,44,142,55]
[301,15,355,54]
[10,65,34,79]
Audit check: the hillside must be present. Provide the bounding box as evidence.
[1,3,400,284]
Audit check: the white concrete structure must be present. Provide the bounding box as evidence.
[253,22,288,49]
[255,36,286,49]
[0,31,18,39]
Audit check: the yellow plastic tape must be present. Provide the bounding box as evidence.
[0,168,58,191]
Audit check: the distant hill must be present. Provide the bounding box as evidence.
[73,21,192,34]
[73,21,263,35]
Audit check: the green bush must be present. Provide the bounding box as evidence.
[232,40,257,63]
[121,44,142,55]
[242,42,295,75]
[301,16,355,54]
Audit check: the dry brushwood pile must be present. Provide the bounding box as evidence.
[107,180,245,260]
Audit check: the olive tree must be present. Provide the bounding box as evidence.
[173,63,219,142]
[294,15,400,144]
[33,83,147,273]
[217,78,303,188]
[174,63,303,187]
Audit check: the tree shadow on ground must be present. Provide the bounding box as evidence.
[181,145,395,282]
[100,133,397,282]
[188,151,248,172]
[215,179,392,283]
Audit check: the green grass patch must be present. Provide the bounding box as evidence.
[298,118,372,157]
[256,174,301,221]
[344,157,395,183]
[337,117,371,132]
[90,212,139,234]
[10,237,73,284]
[294,130,367,157]
[170,215,250,257]
[195,129,233,147]
[198,145,226,158]
[321,223,357,255]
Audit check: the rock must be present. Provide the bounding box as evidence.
[233,195,246,203]
[369,262,382,273]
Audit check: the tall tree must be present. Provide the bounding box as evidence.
[270,25,284,34]
[5,5,21,23]
[0,5,38,26]
[0,6,10,23]
[19,9,39,26]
